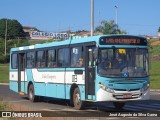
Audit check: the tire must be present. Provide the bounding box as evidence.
[28,84,37,102]
[113,102,125,110]
[72,87,84,110]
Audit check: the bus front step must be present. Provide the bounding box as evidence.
[18,92,25,95]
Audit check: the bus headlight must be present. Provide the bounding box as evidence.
[99,82,114,93]
[141,83,150,92]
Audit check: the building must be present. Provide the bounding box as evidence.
[22,26,39,39]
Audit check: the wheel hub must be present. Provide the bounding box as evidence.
[75,93,81,104]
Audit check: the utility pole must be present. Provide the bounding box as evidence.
[91,0,94,36]
[115,5,118,31]
[5,19,7,56]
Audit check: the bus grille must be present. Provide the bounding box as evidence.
[114,89,140,91]
[113,93,141,99]
[112,89,142,100]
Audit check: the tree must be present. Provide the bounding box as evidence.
[158,27,160,32]
[0,18,25,39]
[0,18,28,63]
[95,20,126,34]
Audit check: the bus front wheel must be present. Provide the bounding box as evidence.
[28,84,37,102]
[73,87,83,110]
[113,102,125,110]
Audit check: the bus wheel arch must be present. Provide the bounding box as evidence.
[70,83,78,106]
[70,84,84,110]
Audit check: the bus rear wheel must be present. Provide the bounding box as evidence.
[113,102,125,110]
[73,87,84,110]
[28,84,37,102]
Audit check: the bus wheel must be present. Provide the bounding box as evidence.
[113,102,125,110]
[28,84,37,102]
[73,87,83,110]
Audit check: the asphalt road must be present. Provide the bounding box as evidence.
[0,84,160,119]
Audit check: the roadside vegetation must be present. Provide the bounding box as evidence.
[0,64,9,83]
[149,39,160,89]
[150,61,160,89]
[0,98,11,111]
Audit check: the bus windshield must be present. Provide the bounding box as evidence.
[98,48,149,78]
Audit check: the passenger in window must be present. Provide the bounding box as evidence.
[41,62,45,68]
[37,62,40,68]
[78,58,83,67]
[113,54,127,71]
[100,58,111,70]
[53,63,57,67]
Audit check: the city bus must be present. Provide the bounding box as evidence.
[9,35,150,110]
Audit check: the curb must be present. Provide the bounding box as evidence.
[0,83,9,85]
[150,89,160,92]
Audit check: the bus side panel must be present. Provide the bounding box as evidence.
[46,84,56,98]
[65,69,85,101]
[30,69,46,96]
[10,70,18,92]
[10,81,18,92]
[78,85,85,100]
[32,68,65,98]
[34,83,46,96]
[26,69,35,94]
[45,69,65,99]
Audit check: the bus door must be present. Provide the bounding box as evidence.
[18,53,25,93]
[85,46,97,100]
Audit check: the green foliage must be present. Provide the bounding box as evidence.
[149,46,160,55]
[0,18,25,39]
[150,61,160,89]
[0,38,29,63]
[95,20,126,34]
[0,64,9,83]
[0,18,28,63]
[158,27,160,32]
[0,98,12,111]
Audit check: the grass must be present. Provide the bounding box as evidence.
[0,64,9,83]
[0,98,11,111]
[150,61,160,89]
[149,46,160,55]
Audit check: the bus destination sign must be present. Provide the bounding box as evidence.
[99,36,147,46]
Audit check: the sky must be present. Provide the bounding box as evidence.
[0,0,160,36]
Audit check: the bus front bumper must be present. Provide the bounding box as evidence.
[96,88,150,101]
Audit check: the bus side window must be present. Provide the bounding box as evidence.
[36,51,45,68]
[47,49,56,67]
[71,47,84,67]
[57,48,70,67]
[11,54,18,69]
[27,52,35,68]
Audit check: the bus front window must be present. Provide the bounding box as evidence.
[98,48,149,77]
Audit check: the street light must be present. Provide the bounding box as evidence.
[91,0,94,36]
[115,5,118,31]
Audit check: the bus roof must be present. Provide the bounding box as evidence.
[10,35,147,52]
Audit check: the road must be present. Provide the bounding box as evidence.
[0,84,160,119]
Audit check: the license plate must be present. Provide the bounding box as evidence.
[123,93,132,98]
